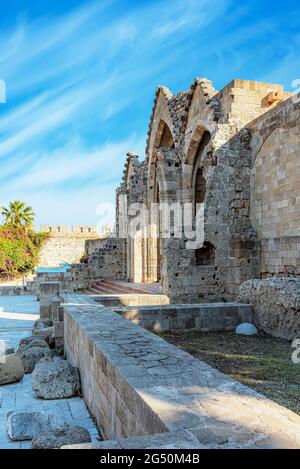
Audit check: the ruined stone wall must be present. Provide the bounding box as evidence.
[39,237,90,267]
[142,79,281,302]
[39,225,101,267]
[86,237,126,280]
[83,77,297,304]
[249,96,300,277]
[240,277,300,339]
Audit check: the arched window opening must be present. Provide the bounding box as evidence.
[160,124,175,148]
[195,242,215,266]
[191,130,211,216]
[195,167,206,205]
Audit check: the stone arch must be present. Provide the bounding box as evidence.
[148,119,175,199]
[185,126,210,166]
[250,123,300,277]
[194,167,206,206]
[191,130,211,207]
[146,87,174,159]
[251,125,287,169]
[146,116,176,283]
[250,124,300,240]
[182,126,211,195]
[184,78,218,151]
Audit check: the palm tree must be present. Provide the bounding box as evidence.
[1,201,35,228]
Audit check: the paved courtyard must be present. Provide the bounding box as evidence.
[0,295,100,449]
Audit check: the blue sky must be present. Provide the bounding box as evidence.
[0,0,299,230]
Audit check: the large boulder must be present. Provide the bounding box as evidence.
[18,336,42,350]
[33,319,53,332]
[32,426,91,449]
[33,327,54,346]
[0,354,24,385]
[33,319,54,346]
[17,337,49,354]
[18,346,53,373]
[31,359,80,399]
[7,410,65,441]
[239,277,300,339]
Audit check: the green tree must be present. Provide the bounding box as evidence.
[1,201,35,228]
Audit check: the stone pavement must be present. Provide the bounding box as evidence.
[0,296,39,349]
[0,295,100,449]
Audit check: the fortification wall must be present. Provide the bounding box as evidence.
[38,225,108,267]
[39,237,88,267]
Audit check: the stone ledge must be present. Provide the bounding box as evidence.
[92,294,169,307]
[122,303,253,332]
[62,294,300,448]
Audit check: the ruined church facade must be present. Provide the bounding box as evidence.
[91,78,300,303]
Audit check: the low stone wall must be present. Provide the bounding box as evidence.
[0,275,35,295]
[93,294,169,308]
[26,265,90,295]
[63,293,300,448]
[122,303,253,332]
[0,285,30,296]
[239,277,300,339]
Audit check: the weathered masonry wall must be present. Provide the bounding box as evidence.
[86,238,126,280]
[107,78,297,304]
[250,97,300,277]
[63,294,300,448]
[39,237,89,267]
[121,303,253,333]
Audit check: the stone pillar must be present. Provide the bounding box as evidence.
[51,298,64,355]
[156,148,184,299]
[39,282,60,319]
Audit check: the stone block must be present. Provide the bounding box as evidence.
[51,298,61,321]
[54,322,64,338]
[40,282,60,297]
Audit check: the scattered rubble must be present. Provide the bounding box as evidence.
[32,425,91,449]
[0,354,24,385]
[31,359,80,399]
[7,410,66,441]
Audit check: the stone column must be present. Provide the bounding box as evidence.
[51,298,64,355]
[39,282,60,319]
[156,148,184,299]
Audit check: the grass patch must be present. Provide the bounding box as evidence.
[159,329,300,415]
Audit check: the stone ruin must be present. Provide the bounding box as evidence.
[58,77,299,338]
[1,76,300,449]
[20,77,300,339]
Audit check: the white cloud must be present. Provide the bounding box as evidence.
[0,0,298,226]
[3,134,145,191]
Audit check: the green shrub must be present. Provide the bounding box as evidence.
[0,226,49,279]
